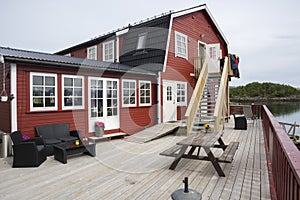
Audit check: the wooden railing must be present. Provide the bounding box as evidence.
[185,59,208,136]
[213,57,229,132]
[262,105,300,200]
[230,104,262,119]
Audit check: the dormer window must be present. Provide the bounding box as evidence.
[87,45,97,60]
[136,33,147,50]
[103,40,114,62]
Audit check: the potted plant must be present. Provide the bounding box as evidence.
[204,123,212,133]
[95,121,105,137]
[1,93,14,102]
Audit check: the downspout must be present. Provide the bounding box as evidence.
[115,35,119,63]
[10,63,17,132]
[158,14,173,123]
[157,72,161,123]
[115,28,129,63]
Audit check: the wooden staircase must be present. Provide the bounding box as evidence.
[192,75,221,133]
[185,56,230,135]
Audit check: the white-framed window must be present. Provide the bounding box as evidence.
[103,40,114,62]
[87,45,97,60]
[175,31,188,59]
[177,82,187,106]
[139,81,151,106]
[137,33,147,50]
[62,75,84,110]
[122,79,136,107]
[30,72,57,111]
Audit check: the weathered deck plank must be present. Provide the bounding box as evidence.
[0,118,271,200]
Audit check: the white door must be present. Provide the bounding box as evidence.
[88,77,119,132]
[198,42,206,69]
[206,43,221,73]
[163,80,177,122]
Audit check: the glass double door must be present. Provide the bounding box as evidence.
[88,77,119,132]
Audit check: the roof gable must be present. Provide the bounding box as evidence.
[171,4,228,45]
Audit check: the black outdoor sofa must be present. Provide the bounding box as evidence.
[10,131,47,167]
[35,123,81,156]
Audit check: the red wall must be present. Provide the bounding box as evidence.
[15,64,157,137]
[161,10,228,120]
[120,82,157,135]
[0,63,11,132]
[16,65,88,137]
[71,48,87,59]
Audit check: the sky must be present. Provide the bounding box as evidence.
[0,0,299,88]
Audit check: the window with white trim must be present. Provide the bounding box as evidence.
[137,33,147,50]
[30,72,57,111]
[139,81,151,106]
[103,40,114,62]
[122,79,136,107]
[62,75,84,109]
[87,45,97,60]
[175,31,188,59]
[177,82,187,106]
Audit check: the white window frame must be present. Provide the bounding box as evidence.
[122,79,136,107]
[175,31,188,59]
[139,80,151,106]
[103,40,114,62]
[30,72,58,111]
[136,33,147,50]
[62,75,85,110]
[176,81,187,106]
[87,45,97,60]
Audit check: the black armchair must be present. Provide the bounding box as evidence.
[10,131,47,167]
[233,114,247,130]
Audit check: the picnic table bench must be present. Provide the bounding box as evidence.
[160,130,239,177]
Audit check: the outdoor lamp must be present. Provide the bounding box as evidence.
[0,55,4,64]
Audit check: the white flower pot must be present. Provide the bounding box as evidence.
[1,96,8,102]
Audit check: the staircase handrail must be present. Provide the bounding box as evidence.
[214,57,229,132]
[185,58,208,136]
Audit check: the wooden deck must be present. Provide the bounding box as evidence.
[0,118,271,200]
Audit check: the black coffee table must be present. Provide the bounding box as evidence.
[53,141,96,164]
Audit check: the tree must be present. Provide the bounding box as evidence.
[230,82,300,98]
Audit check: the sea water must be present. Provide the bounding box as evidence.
[266,102,300,136]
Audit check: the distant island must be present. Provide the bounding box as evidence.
[230,82,300,102]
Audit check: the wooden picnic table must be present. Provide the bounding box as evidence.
[160,130,239,177]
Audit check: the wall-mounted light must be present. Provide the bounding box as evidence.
[0,55,4,64]
[200,34,205,38]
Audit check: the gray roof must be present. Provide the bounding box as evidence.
[0,47,157,76]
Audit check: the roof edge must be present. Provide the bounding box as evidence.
[171,4,228,45]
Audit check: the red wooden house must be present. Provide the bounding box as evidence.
[0,4,235,138]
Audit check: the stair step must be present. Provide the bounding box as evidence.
[200,100,216,103]
[197,116,214,120]
[198,109,215,112]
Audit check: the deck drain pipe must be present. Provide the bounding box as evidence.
[171,177,202,200]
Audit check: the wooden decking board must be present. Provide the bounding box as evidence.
[155,161,205,200]
[241,121,256,199]
[219,128,252,199]
[207,127,239,199]
[229,127,253,199]
[0,118,271,200]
